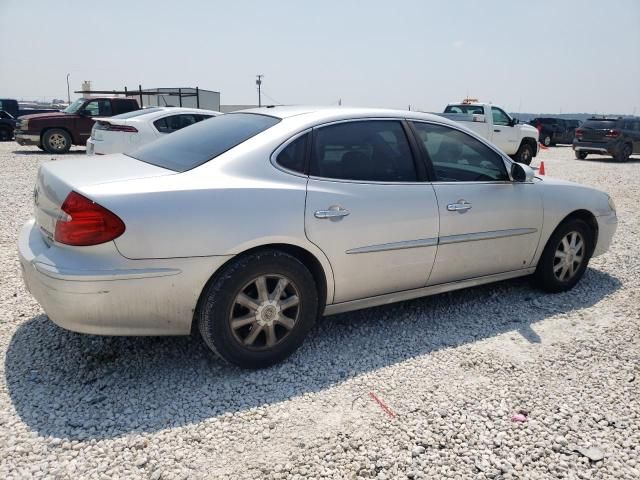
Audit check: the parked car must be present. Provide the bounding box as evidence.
[15,97,139,153]
[528,117,578,146]
[86,107,220,155]
[0,98,60,118]
[0,110,17,141]
[19,107,617,368]
[439,100,539,165]
[573,117,640,162]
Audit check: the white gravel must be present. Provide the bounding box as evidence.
[0,142,638,479]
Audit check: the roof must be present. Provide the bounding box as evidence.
[236,105,456,126]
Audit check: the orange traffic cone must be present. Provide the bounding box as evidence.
[539,161,546,175]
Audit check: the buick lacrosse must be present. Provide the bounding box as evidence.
[19,107,617,368]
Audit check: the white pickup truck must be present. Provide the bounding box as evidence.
[437,100,539,165]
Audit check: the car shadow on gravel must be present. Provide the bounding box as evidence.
[5,268,620,440]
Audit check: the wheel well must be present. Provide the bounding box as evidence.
[520,137,538,156]
[41,127,73,144]
[194,244,329,326]
[559,210,599,254]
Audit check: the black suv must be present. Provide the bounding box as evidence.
[528,117,579,146]
[573,117,640,162]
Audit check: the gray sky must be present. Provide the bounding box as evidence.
[1,0,639,114]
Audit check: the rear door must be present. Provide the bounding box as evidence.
[304,119,439,303]
[410,121,542,285]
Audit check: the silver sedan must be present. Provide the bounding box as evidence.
[18,107,617,368]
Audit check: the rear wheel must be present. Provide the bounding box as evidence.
[514,142,534,165]
[534,219,593,293]
[42,129,71,154]
[575,151,588,160]
[197,249,319,369]
[0,127,11,141]
[614,143,632,162]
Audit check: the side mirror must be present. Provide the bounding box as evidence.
[511,162,535,182]
[510,117,519,126]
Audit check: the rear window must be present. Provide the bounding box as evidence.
[128,113,281,172]
[444,105,485,115]
[582,119,619,129]
[113,107,164,119]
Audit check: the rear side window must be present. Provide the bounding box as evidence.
[129,113,280,172]
[310,120,417,182]
[412,122,509,182]
[154,114,199,133]
[276,133,308,173]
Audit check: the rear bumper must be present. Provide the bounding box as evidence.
[15,132,40,146]
[18,219,232,336]
[593,212,617,257]
[573,141,618,155]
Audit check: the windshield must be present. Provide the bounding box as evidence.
[127,113,281,172]
[62,99,86,114]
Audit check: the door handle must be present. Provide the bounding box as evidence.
[314,207,350,219]
[447,201,472,212]
[494,129,501,132]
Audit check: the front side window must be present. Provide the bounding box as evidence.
[491,107,511,126]
[276,133,308,173]
[411,122,509,182]
[310,120,417,182]
[82,100,112,117]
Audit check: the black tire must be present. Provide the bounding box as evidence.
[0,127,11,141]
[575,151,588,160]
[542,134,552,147]
[42,128,72,154]
[197,249,319,369]
[534,219,593,293]
[514,142,534,165]
[614,143,632,163]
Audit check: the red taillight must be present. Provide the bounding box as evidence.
[54,191,125,246]
[575,129,583,138]
[536,124,542,133]
[605,129,620,138]
[96,121,138,133]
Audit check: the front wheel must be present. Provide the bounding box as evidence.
[0,127,11,141]
[514,143,534,165]
[197,250,319,369]
[42,129,72,154]
[542,134,552,147]
[575,151,588,160]
[534,219,593,293]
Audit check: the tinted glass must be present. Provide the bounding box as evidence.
[412,122,509,182]
[491,107,510,126]
[82,100,112,117]
[129,113,280,172]
[276,133,308,173]
[583,119,618,129]
[113,107,164,119]
[444,105,485,115]
[311,121,416,182]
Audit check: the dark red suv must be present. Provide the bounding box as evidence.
[15,97,139,153]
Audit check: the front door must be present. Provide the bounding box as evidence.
[77,99,113,143]
[410,121,543,285]
[490,106,520,154]
[304,119,439,303]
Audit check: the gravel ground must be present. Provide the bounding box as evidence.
[0,142,638,479]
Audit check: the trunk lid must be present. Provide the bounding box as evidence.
[33,154,174,243]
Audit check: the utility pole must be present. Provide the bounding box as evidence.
[256,74,263,107]
[66,73,71,104]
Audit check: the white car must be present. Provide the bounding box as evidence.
[19,107,617,368]
[86,107,220,155]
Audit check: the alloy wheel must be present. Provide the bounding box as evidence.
[49,133,67,150]
[229,274,300,350]
[553,231,585,282]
